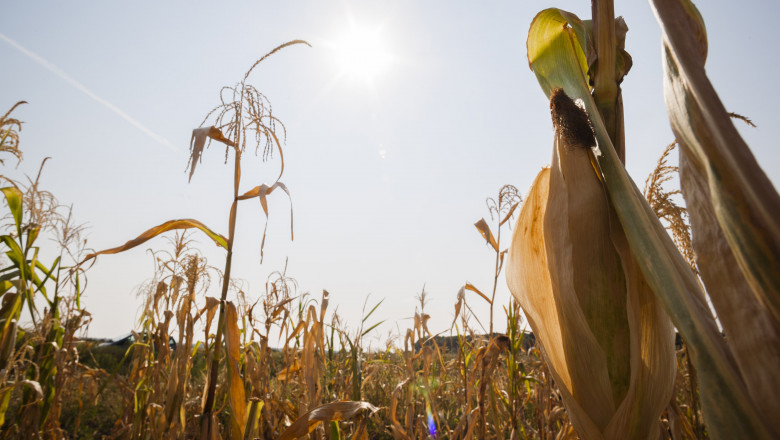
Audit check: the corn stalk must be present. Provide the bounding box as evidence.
[509,1,779,439]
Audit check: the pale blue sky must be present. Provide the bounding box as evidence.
[2,1,778,342]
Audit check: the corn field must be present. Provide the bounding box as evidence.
[1,0,778,439]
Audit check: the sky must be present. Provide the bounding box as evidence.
[2,1,779,345]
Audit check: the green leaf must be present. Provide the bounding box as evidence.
[527,9,592,102]
[362,298,384,324]
[1,187,22,238]
[82,219,228,263]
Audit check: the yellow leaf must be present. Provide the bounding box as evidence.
[82,219,227,264]
[225,301,247,439]
[277,401,379,440]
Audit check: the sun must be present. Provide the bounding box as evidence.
[332,25,393,84]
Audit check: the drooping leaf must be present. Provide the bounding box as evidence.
[188,126,236,182]
[275,359,301,381]
[237,181,293,263]
[82,219,227,263]
[474,218,498,252]
[277,401,379,440]
[463,283,491,305]
[498,202,519,227]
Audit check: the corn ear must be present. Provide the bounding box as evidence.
[507,88,675,440]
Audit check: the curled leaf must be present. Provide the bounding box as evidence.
[187,126,236,182]
[277,401,379,440]
[474,218,498,252]
[238,181,293,263]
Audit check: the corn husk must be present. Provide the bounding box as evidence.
[507,88,675,440]
[522,7,778,439]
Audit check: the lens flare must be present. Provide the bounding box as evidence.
[426,400,437,438]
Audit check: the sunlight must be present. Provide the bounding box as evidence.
[332,24,393,85]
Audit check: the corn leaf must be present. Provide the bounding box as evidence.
[188,126,236,182]
[82,219,227,263]
[679,152,780,434]
[653,0,780,324]
[237,181,293,263]
[474,218,498,252]
[464,283,491,305]
[651,0,780,435]
[277,401,379,440]
[225,301,247,440]
[0,187,22,238]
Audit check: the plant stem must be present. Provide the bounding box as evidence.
[202,140,242,432]
[591,0,624,161]
[489,225,501,337]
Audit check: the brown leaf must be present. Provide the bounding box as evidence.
[275,359,301,381]
[237,181,293,263]
[225,301,247,439]
[464,283,492,305]
[499,202,520,227]
[188,126,236,182]
[277,401,379,440]
[474,218,498,252]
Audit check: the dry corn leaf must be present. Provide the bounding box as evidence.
[188,126,236,182]
[276,401,379,440]
[237,181,293,263]
[651,0,780,436]
[224,302,247,439]
[275,359,301,381]
[474,218,498,252]
[82,219,228,263]
[201,297,221,338]
[464,283,491,305]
